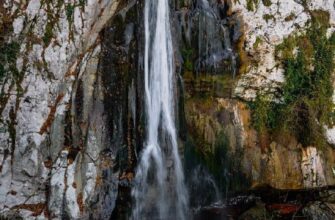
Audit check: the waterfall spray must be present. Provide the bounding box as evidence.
[132,0,188,219]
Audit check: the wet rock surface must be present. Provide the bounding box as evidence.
[0,0,335,219]
[179,0,335,195]
[195,187,335,220]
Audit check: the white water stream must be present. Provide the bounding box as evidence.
[132,0,188,219]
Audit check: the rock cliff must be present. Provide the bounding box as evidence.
[0,0,334,219]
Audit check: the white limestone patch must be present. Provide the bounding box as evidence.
[0,0,132,217]
[15,74,50,152]
[44,44,69,80]
[233,0,335,101]
[13,16,25,35]
[26,0,41,21]
[33,8,48,38]
[301,147,327,188]
[325,126,335,145]
[0,158,13,210]
[83,162,97,202]
[48,150,68,217]
[29,44,43,63]
[21,148,39,177]
[74,6,84,36]
[86,130,100,161]
[55,5,71,45]
[65,161,81,219]
[232,0,311,100]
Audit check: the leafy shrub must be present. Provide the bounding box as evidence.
[250,11,335,148]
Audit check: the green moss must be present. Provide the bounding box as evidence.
[79,0,86,7]
[0,42,20,62]
[43,21,53,45]
[250,10,335,149]
[275,35,297,60]
[185,73,235,99]
[249,94,280,134]
[236,32,250,74]
[178,0,191,8]
[253,36,263,49]
[42,0,66,46]
[300,0,308,8]
[181,47,193,72]
[0,42,20,82]
[184,132,250,193]
[66,4,75,22]
[247,0,259,11]
[310,10,330,29]
[330,32,335,45]
[262,0,272,7]
[206,132,250,191]
[263,14,275,23]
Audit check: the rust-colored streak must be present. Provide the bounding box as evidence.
[77,192,84,213]
[39,93,65,135]
[43,159,53,169]
[12,203,46,217]
[266,204,302,215]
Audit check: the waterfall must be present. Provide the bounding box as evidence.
[132,0,188,219]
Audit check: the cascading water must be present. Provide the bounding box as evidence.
[132,0,188,219]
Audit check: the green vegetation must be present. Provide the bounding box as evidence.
[262,0,272,7]
[42,1,57,46]
[181,47,193,72]
[249,94,279,134]
[253,36,263,49]
[247,0,259,11]
[67,0,87,22]
[184,132,250,193]
[79,0,86,8]
[178,0,191,8]
[43,21,54,45]
[0,42,20,82]
[41,0,86,44]
[250,11,335,148]
[310,10,330,27]
[236,32,250,74]
[263,14,275,23]
[66,4,75,22]
[206,132,249,191]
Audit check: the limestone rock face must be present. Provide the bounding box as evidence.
[0,0,335,219]
[233,0,335,101]
[178,0,335,191]
[0,0,123,218]
[231,0,335,189]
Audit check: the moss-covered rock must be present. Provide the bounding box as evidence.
[250,10,335,150]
